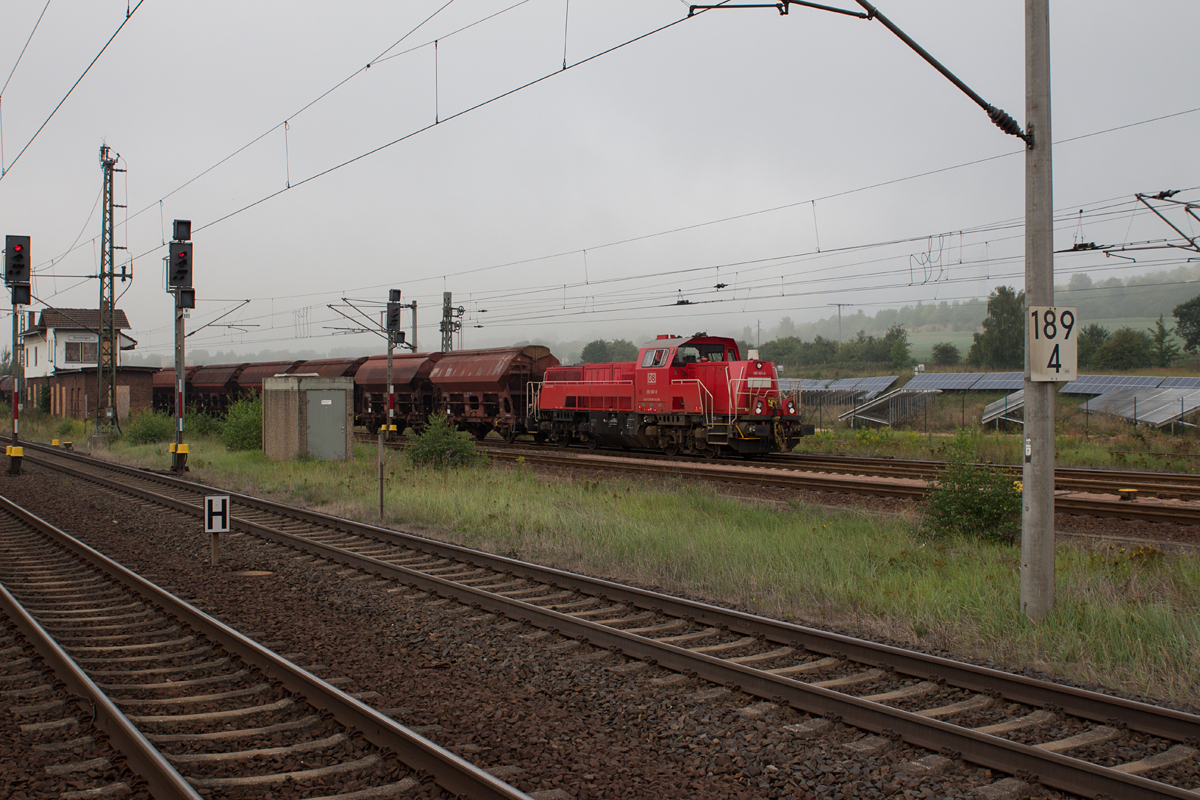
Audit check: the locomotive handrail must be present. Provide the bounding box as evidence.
[526,381,542,418]
[727,375,774,415]
[670,378,714,427]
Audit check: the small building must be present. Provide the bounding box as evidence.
[23,309,136,379]
[19,308,152,420]
[48,366,157,421]
[262,375,354,461]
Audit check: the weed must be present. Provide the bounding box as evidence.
[923,432,1021,543]
[123,409,176,445]
[404,412,485,470]
[1090,543,1164,582]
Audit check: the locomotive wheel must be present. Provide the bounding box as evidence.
[556,436,570,447]
[703,447,719,459]
[586,438,599,450]
[663,443,680,456]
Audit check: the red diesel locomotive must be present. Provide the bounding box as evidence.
[528,333,811,456]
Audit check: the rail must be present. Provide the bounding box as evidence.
[26,444,1200,800]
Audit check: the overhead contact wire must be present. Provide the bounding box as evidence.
[0,0,145,182]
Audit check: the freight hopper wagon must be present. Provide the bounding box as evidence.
[431,346,559,440]
[354,352,443,434]
[529,334,810,456]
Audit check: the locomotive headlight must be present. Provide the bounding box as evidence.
[787,399,796,415]
[755,400,764,415]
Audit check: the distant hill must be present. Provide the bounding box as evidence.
[759,263,1200,346]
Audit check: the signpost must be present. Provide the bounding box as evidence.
[204,495,230,566]
[1028,306,1078,383]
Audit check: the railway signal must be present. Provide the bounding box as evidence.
[387,290,402,334]
[5,235,30,286]
[168,242,192,288]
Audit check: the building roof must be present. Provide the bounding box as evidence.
[33,308,131,332]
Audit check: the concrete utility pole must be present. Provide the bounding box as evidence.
[1021,0,1055,622]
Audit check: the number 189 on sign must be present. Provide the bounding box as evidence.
[1028,306,1078,382]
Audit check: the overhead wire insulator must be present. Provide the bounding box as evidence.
[987,105,1029,144]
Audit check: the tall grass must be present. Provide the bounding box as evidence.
[97,438,1200,705]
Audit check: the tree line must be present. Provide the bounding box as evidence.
[949,285,1189,371]
[572,284,1199,374]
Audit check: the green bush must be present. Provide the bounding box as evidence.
[37,385,50,414]
[184,406,224,438]
[223,394,262,451]
[923,432,1021,543]
[56,418,81,438]
[405,413,485,470]
[123,409,176,445]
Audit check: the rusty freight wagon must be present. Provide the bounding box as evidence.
[429,346,558,440]
[354,352,443,434]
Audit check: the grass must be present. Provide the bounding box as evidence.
[71,433,1200,705]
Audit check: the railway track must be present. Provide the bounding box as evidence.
[485,444,1200,525]
[23,443,1200,799]
[357,432,1200,522]
[0,484,532,800]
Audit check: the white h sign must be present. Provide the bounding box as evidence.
[204,495,231,533]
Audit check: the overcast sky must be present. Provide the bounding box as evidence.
[1,0,1197,361]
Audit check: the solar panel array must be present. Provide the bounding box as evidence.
[1059,374,1164,395]
[1083,387,1200,427]
[786,372,1198,401]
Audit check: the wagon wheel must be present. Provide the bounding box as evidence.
[586,437,599,450]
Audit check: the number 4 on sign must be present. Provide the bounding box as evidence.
[1028,306,1078,382]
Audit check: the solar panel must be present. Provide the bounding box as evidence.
[826,378,862,391]
[856,376,898,392]
[857,377,897,400]
[901,374,943,390]
[981,390,1025,424]
[972,372,1025,391]
[1083,387,1200,426]
[1158,376,1200,389]
[903,373,983,391]
[1060,375,1164,395]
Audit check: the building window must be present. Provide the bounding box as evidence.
[65,342,99,363]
